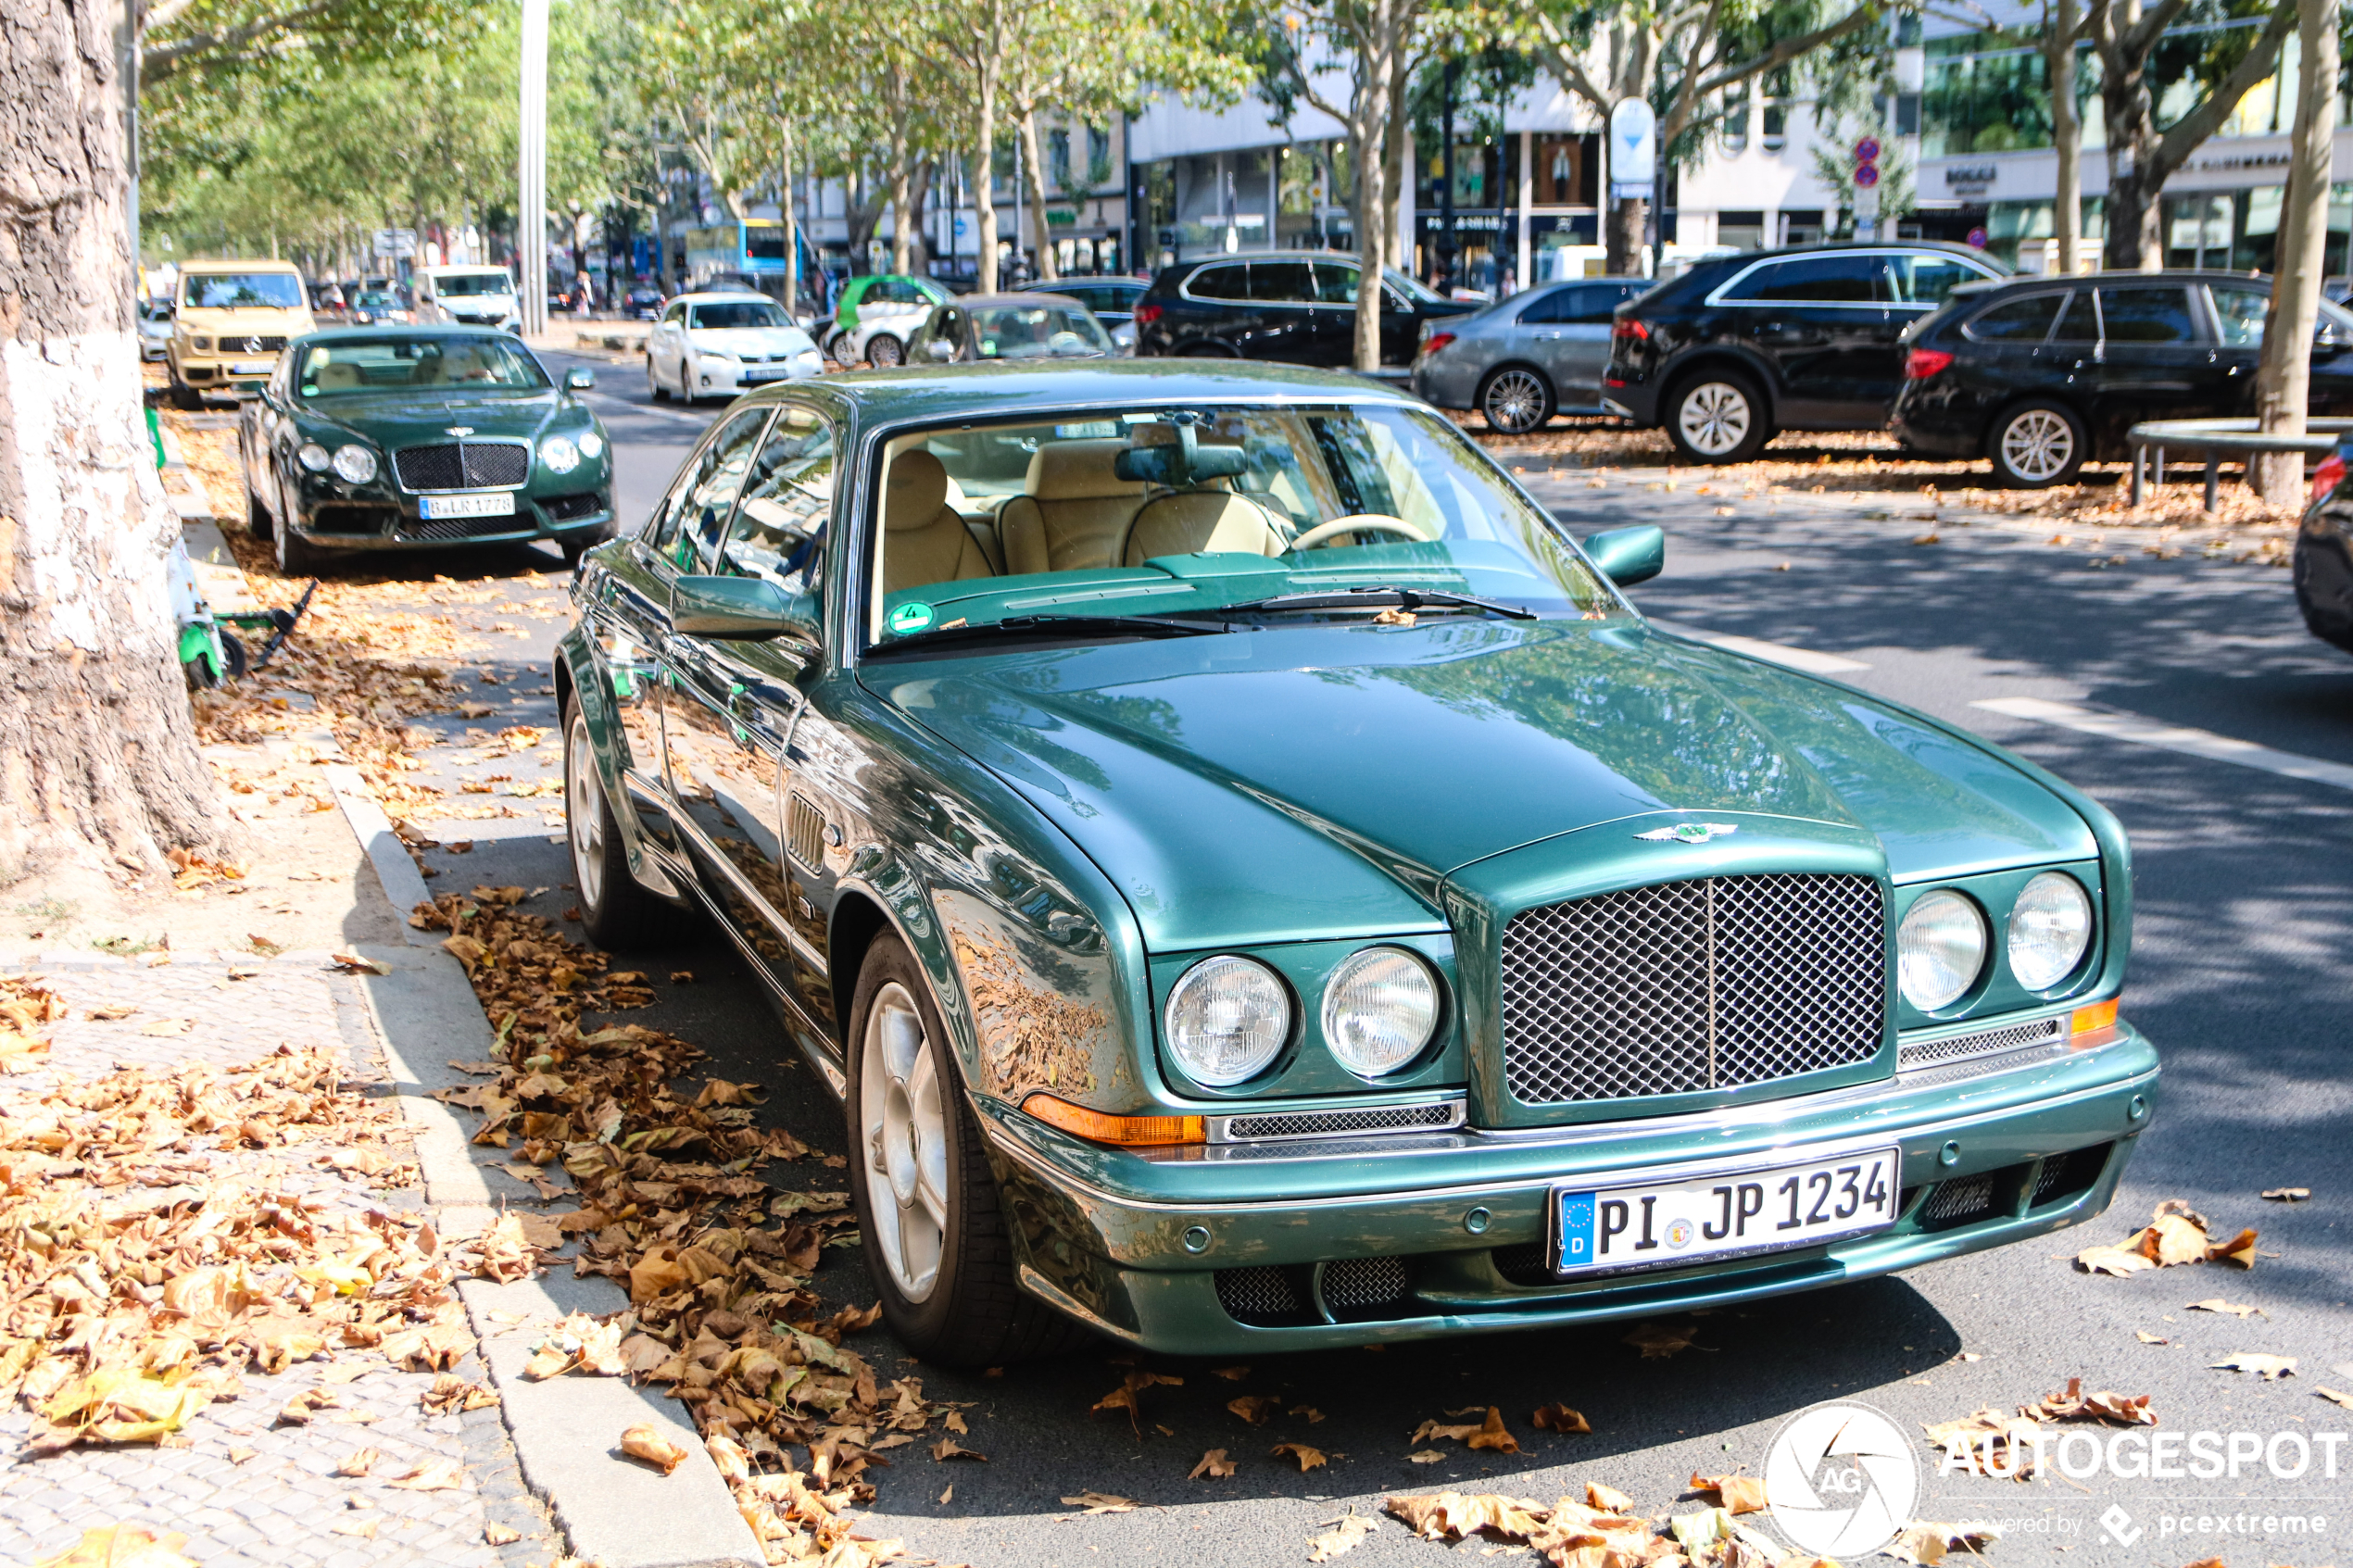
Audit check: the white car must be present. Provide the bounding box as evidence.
[647,292,823,402]
[413,265,522,332]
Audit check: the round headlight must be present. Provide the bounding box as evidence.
[1897,889,1988,1012]
[2007,872,2093,990]
[577,429,605,459]
[330,444,377,484]
[297,443,332,472]
[541,434,581,475]
[1321,947,1440,1076]
[1164,955,1290,1086]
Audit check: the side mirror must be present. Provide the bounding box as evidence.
[1581,523,1665,587]
[672,575,821,644]
[564,367,596,390]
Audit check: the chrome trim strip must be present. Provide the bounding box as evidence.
[674,870,846,1098]
[1897,1013,2068,1073]
[1207,1098,1466,1146]
[665,798,830,977]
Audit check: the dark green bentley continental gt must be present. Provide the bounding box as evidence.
[237,326,614,572]
[555,361,2157,1364]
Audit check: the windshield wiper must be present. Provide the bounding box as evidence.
[1220,585,1536,621]
[872,612,1232,654]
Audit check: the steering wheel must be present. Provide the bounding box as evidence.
[1288,514,1430,551]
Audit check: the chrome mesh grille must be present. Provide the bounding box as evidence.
[403,514,529,542]
[1920,1173,1997,1226]
[394,441,530,491]
[1500,873,1884,1105]
[1223,1102,1459,1141]
[1900,1015,2064,1071]
[1321,1256,1408,1310]
[1214,1266,1304,1324]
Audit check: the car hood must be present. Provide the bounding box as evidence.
[689,327,814,355]
[180,307,310,333]
[295,389,569,443]
[438,298,516,316]
[873,619,2095,951]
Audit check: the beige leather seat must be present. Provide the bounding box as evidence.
[313,361,360,392]
[1124,487,1288,565]
[882,451,994,594]
[999,440,1149,576]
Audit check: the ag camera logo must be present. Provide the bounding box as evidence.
[1765,1400,1919,1558]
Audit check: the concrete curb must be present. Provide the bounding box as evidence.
[325,765,434,939]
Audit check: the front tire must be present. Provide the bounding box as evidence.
[1478,365,1555,434]
[273,505,324,575]
[865,333,903,369]
[1665,371,1771,463]
[846,934,1090,1366]
[562,702,673,948]
[1987,399,2086,488]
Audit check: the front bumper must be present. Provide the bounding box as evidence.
[691,359,820,395]
[173,352,281,394]
[1411,358,1481,410]
[289,484,613,552]
[979,1022,2158,1354]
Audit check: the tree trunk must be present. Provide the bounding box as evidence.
[777,119,799,319]
[1606,195,1647,277]
[1020,109,1058,282]
[1,0,235,885]
[1351,2,1402,371]
[2254,0,2341,500]
[973,50,1000,291]
[906,160,935,276]
[2098,5,2162,271]
[2047,0,2082,272]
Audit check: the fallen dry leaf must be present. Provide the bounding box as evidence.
[1306,1510,1379,1562]
[386,1458,466,1491]
[2075,1243,2156,1276]
[31,1524,197,1568]
[328,1519,378,1540]
[136,1018,193,1036]
[327,951,387,975]
[2317,1387,2353,1411]
[1622,1320,1707,1358]
[1228,1394,1280,1424]
[422,1375,499,1414]
[82,1002,138,1021]
[1189,1449,1238,1479]
[1212,1365,1252,1381]
[1530,1403,1591,1434]
[2263,1186,2310,1201]
[622,1424,690,1474]
[1587,1481,1635,1512]
[1407,1449,1444,1463]
[933,1437,987,1461]
[2187,1298,2264,1318]
[1384,1493,1550,1542]
[2212,1351,2296,1381]
[1887,1521,2001,1564]
[2025,1378,2157,1426]
[937,1485,953,1505]
[1272,1441,1328,1472]
[1687,1473,1767,1514]
[336,1448,380,1477]
[2136,1330,2169,1344]
[484,1523,522,1546]
[1061,1492,1136,1514]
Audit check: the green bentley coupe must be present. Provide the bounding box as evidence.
[237,326,614,572]
[556,361,2157,1365]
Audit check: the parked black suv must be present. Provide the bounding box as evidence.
[1894,270,2353,487]
[1602,242,2010,462]
[1134,252,1469,368]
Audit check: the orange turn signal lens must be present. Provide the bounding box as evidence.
[2070,997,2120,1035]
[1022,1093,1205,1148]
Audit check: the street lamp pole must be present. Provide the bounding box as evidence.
[519,0,548,334]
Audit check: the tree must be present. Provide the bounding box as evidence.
[2039,0,2086,273]
[1524,0,1884,276]
[3,0,237,886]
[2253,0,2340,499]
[2090,0,2295,270]
[926,0,1032,291]
[139,0,484,85]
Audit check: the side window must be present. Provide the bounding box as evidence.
[720,407,835,593]
[662,302,686,327]
[1314,261,1360,305]
[1247,261,1315,302]
[1189,264,1248,302]
[2097,285,2197,344]
[1966,293,2065,343]
[663,408,773,571]
[1733,256,1890,304]
[2051,291,2098,342]
[1896,256,1985,307]
[2209,287,2268,348]
[1568,284,1640,324]
[1515,288,1571,325]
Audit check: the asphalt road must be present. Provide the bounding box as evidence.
[426,358,2353,1566]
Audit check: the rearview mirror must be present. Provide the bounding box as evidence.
[672,575,821,645]
[564,368,596,390]
[1581,523,1665,587]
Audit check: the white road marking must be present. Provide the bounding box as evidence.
[1658,621,1870,674]
[1972,696,2353,795]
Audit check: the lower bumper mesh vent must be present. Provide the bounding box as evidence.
[1919,1173,1998,1230]
[1221,1101,1461,1142]
[1322,1256,1408,1313]
[1214,1266,1313,1327]
[2031,1144,2110,1208]
[1900,1015,2064,1071]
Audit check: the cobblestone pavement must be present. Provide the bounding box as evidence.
[0,956,558,1568]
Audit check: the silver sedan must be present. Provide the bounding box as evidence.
[1412,278,1648,433]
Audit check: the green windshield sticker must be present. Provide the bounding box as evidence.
[887,601,935,634]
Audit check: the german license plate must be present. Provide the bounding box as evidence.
[742,366,787,382]
[420,491,515,520]
[233,362,272,374]
[1554,1147,1900,1277]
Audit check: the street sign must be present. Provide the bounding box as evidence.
[372,228,417,258]
[1854,136,1881,164]
[1609,99,1657,188]
[1854,163,1881,189]
[1855,185,1882,220]
[1966,226,1990,249]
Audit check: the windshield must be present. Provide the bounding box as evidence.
[294,336,550,395]
[868,403,1614,646]
[691,300,790,330]
[1386,269,1450,306]
[182,272,304,310]
[969,304,1112,360]
[354,291,401,308]
[434,271,514,297]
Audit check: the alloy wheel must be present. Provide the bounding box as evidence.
[2000,408,2075,483]
[565,717,606,911]
[1483,369,1548,434]
[860,981,948,1301]
[868,334,903,368]
[1677,382,1753,458]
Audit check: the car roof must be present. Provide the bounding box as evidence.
[1960,269,2268,290]
[955,292,1101,307]
[180,258,303,273]
[1174,250,1362,266]
[676,291,783,304]
[295,324,525,344]
[728,358,1422,423]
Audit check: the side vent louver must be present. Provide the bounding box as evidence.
[786,795,826,870]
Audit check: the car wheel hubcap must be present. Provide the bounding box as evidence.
[861,982,948,1301]
[1678,383,1752,456]
[1486,370,1545,433]
[566,719,605,910]
[2002,409,2073,481]
[872,338,900,367]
